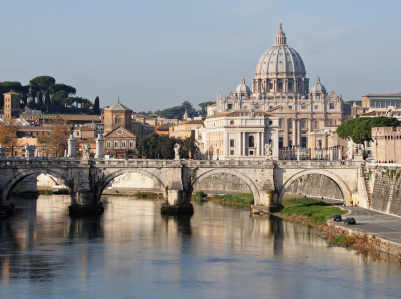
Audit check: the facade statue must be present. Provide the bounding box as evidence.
[386,107,393,118]
[249,108,255,119]
[174,143,180,160]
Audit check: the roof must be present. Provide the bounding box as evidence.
[363,93,401,98]
[179,120,204,125]
[207,110,273,119]
[156,124,175,131]
[105,98,133,112]
[57,115,101,121]
[104,125,137,138]
[3,91,20,95]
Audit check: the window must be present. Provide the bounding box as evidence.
[314,105,318,109]
[230,150,234,155]
[269,120,273,125]
[329,103,335,109]
[114,141,119,148]
[330,120,334,125]
[302,105,307,110]
[230,120,234,125]
[315,121,319,129]
[129,141,134,148]
[230,139,234,147]
[107,116,110,124]
[249,136,254,147]
[289,106,292,110]
[301,120,306,129]
[269,106,273,110]
[278,83,283,90]
[115,116,121,124]
[106,141,111,148]
[122,141,126,148]
[279,120,283,128]
[244,106,247,110]
[289,122,292,129]
[228,104,232,109]
[288,83,292,90]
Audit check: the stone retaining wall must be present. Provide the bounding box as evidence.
[284,173,343,200]
[194,173,252,193]
[325,221,401,258]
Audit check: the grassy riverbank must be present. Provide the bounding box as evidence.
[275,197,347,226]
[192,191,253,208]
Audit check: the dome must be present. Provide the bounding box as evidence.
[255,23,306,77]
[310,76,326,93]
[235,77,251,94]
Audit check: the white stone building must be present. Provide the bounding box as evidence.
[206,23,349,153]
[197,110,279,160]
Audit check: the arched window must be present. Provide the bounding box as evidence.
[249,136,254,147]
[115,116,121,124]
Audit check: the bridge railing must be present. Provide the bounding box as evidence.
[274,160,361,167]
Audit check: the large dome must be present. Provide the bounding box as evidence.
[255,23,306,78]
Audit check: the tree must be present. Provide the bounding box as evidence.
[0,81,23,108]
[29,76,56,106]
[137,133,175,159]
[93,96,100,115]
[337,116,399,144]
[199,101,215,116]
[37,119,69,157]
[176,136,199,159]
[0,119,20,156]
[158,106,186,119]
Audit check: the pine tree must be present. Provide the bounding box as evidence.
[94,96,100,115]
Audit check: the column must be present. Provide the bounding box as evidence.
[256,132,260,156]
[261,132,265,156]
[292,119,297,147]
[224,132,229,157]
[243,132,246,156]
[283,118,288,147]
[95,134,104,159]
[68,135,76,158]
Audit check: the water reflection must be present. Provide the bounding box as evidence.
[0,196,400,298]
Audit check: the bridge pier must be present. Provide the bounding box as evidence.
[69,189,104,214]
[161,181,193,214]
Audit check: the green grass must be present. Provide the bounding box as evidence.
[277,197,347,223]
[212,193,254,207]
[192,191,207,202]
[330,235,355,246]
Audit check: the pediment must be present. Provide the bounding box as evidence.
[104,126,136,138]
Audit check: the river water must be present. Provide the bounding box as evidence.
[1,195,401,299]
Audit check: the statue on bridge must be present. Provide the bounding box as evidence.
[174,143,180,160]
[24,143,36,158]
[264,142,272,159]
[0,144,5,157]
[68,126,75,137]
[82,144,91,159]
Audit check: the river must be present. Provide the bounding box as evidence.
[0,195,400,299]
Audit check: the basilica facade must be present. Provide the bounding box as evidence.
[206,23,350,157]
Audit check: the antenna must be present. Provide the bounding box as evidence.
[213,84,226,114]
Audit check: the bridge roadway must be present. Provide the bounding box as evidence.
[0,156,364,214]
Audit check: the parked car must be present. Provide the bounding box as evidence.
[344,217,356,225]
[333,214,342,221]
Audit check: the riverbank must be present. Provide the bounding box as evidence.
[273,197,401,260]
[192,192,253,208]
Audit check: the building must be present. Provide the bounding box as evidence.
[371,127,401,163]
[197,110,279,160]
[103,126,137,158]
[362,93,401,109]
[103,98,133,134]
[168,120,204,139]
[206,23,350,156]
[3,91,20,119]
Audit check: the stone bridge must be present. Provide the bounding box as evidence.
[0,157,367,213]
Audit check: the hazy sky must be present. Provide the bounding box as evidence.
[1,0,400,111]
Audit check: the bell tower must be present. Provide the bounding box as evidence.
[3,91,20,119]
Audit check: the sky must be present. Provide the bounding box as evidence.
[1,0,400,112]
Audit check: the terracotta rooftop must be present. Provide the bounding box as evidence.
[363,93,401,97]
[57,115,101,121]
[156,124,175,131]
[179,120,204,125]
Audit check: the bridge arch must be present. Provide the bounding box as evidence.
[190,168,260,203]
[96,168,167,202]
[2,169,70,203]
[278,169,352,204]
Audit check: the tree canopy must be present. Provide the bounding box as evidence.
[199,101,215,116]
[137,133,199,159]
[93,96,100,115]
[157,101,199,120]
[337,116,399,143]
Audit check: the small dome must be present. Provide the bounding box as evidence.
[310,76,326,93]
[235,77,251,94]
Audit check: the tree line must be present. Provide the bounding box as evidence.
[0,76,100,114]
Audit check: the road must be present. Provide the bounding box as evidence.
[324,198,401,244]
